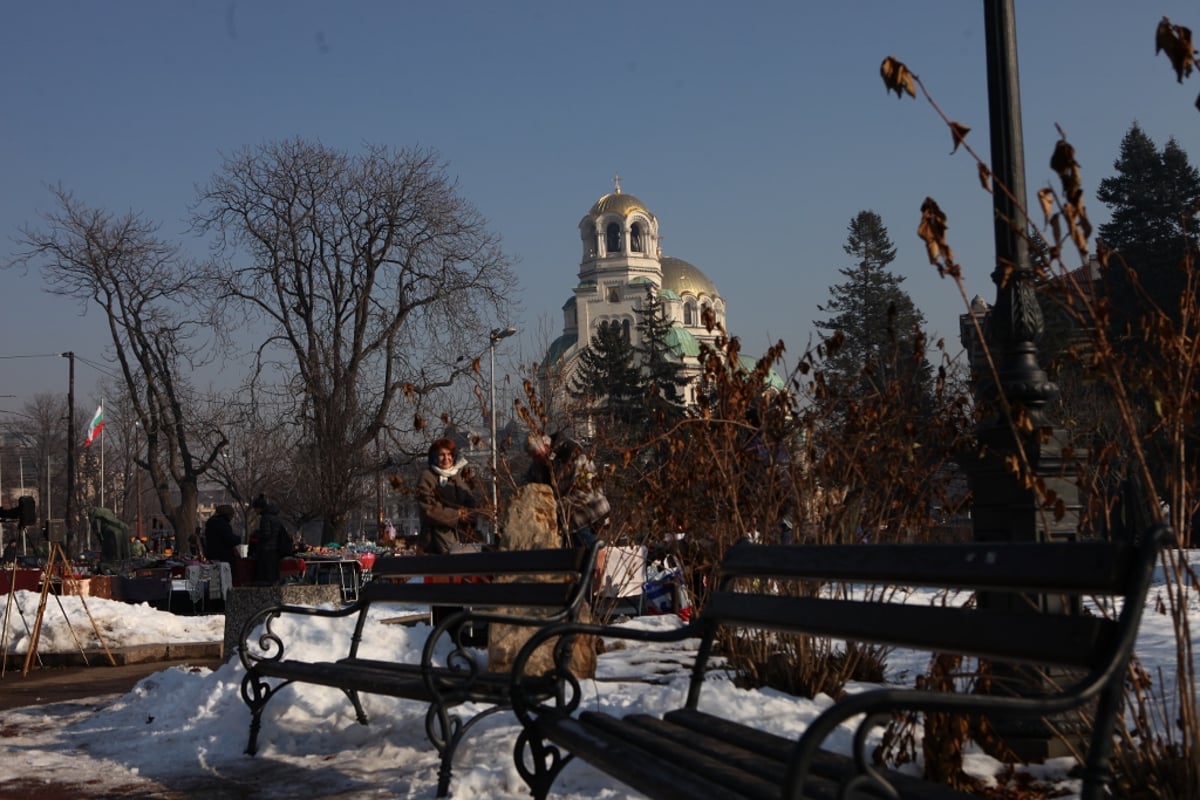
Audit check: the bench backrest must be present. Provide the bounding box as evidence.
[361,544,598,613]
[693,528,1169,695]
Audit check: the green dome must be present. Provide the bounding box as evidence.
[738,354,786,391]
[544,333,578,367]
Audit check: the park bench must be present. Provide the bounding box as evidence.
[510,526,1170,800]
[237,542,599,797]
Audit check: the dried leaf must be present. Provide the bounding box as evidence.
[977,162,992,193]
[917,197,950,273]
[1156,17,1196,83]
[1049,138,1076,175]
[949,121,970,154]
[880,56,916,99]
[1037,187,1055,224]
[1050,138,1083,198]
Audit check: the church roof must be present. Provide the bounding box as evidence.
[661,256,718,298]
[665,326,701,358]
[738,354,787,391]
[544,332,578,367]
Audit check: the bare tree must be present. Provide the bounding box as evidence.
[0,393,68,547]
[13,187,226,551]
[194,139,516,541]
[206,398,300,529]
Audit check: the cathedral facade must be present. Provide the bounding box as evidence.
[542,180,727,407]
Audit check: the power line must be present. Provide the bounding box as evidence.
[74,355,120,380]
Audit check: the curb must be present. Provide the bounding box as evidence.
[2,641,223,669]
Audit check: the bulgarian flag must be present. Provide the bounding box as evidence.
[84,404,105,447]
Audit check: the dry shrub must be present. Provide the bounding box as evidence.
[882,41,1199,795]
[519,319,973,699]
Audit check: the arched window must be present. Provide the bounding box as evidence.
[605,222,622,254]
[684,301,697,326]
[630,222,643,253]
[622,319,632,340]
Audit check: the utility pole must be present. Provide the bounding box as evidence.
[63,351,75,555]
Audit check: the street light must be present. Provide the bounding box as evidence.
[489,326,517,545]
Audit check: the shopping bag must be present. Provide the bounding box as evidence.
[643,555,693,620]
[643,571,675,614]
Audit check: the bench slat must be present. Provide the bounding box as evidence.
[704,592,1115,669]
[254,659,429,699]
[373,547,588,578]
[623,712,788,789]
[664,709,973,799]
[718,541,1135,594]
[539,710,764,800]
[340,658,512,702]
[358,580,579,608]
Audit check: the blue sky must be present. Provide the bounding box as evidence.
[2,1,1198,409]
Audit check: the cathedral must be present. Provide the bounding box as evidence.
[542,179,730,407]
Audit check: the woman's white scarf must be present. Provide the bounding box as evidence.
[433,457,468,485]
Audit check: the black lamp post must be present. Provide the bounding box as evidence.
[972,0,1083,761]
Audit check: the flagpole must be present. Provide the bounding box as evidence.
[99,399,105,510]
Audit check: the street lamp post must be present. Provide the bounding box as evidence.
[969,0,1081,761]
[489,326,517,545]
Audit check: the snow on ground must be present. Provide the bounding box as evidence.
[0,550,1194,799]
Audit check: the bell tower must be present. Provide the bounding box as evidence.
[572,177,663,348]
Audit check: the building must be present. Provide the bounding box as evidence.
[542,179,734,409]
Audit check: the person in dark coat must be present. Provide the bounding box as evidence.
[524,432,610,548]
[248,494,292,585]
[204,504,241,565]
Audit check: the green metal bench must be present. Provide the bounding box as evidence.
[511,528,1170,800]
[238,543,599,797]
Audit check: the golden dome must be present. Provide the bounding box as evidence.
[589,190,651,218]
[661,256,718,298]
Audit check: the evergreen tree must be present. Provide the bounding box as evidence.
[1096,123,1200,332]
[568,320,642,424]
[1095,124,1200,491]
[634,287,690,423]
[814,210,937,536]
[815,210,930,403]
